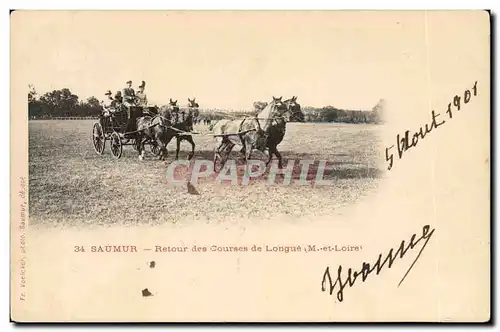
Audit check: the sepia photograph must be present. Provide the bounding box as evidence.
[25,11,385,227]
[10,10,490,322]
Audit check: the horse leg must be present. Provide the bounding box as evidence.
[243,139,253,164]
[155,136,167,161]
[175,135,181,160]
[274,147,283,169]
[136,132,143,160]
[266,145,283,168]
[214,138,226,159]
[136,134,142,160]
[242,138,256,176]
[134,134,140,151]
[138,136,147,161]
[214,140,228,172]
[161,131,176,163]
[135,133,141,158]
[223,142,235,167]
[266,146,275,166]
[185,135,196,160]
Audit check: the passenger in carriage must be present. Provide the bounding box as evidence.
[114,90,123,104]
[99,90,115,129]
[113,90,124,113]
[101,90,114,113]
[136,80,154,115]
[136,80,148,107]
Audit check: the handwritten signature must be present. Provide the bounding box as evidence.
[385,81,478,170]
[321,224,435,302]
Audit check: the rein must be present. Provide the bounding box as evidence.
[131,104,290,138]
[150,114,170,128]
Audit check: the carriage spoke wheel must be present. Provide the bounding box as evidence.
[92,122,105,155]
[110,132,122,159]
[213,152,226,173]
[150,142,161,156]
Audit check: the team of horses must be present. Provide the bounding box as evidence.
[134,96,304,171]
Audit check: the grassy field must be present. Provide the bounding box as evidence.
[29,120,384,227]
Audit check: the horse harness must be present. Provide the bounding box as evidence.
[236,114,286,146]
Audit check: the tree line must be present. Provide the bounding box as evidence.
[28,85,102,119]
[300,103,384,124]
[28,85,384,124]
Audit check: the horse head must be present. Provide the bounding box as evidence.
[263,96,287,127]
[284,96,304,122]
[187,98,199,108]
[272,96,284,108]
[167,99,179,114]
[156,105,173,127]
[252,96,288,149]
[169,98,178,107]
[187,98,200,127]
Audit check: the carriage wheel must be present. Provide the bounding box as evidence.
[110,132,122,159]
[213,152,226,173]
[150,142,161,156]
[92,122,105,155]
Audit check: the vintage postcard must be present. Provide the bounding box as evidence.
[10,10,490,322]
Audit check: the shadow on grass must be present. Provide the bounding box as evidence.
[161,149,383,181]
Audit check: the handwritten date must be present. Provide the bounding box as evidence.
[386,81,478,170]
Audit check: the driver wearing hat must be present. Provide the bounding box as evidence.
[122,80,136,108]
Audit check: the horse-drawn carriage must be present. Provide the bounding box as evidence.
[91,96,304,168]
[92,106,161,158]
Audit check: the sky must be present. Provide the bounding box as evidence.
[11,11,489,111]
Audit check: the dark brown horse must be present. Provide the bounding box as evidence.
[286,96,305,123]
[135,105,173,161]
[264,96,303,168]
[162,98,197,160]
